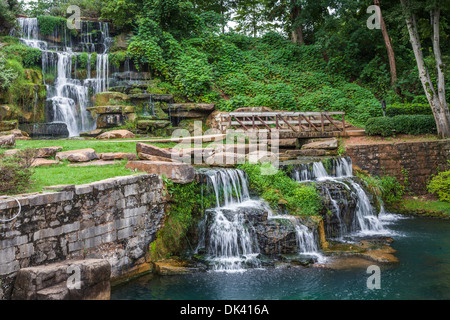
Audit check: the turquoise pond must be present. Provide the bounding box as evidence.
[111,215,450,300]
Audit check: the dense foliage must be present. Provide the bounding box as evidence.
[427,169,450,202]
[365,115,437,136]
[239,163,323,216]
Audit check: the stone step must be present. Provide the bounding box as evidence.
[12,259,111,300]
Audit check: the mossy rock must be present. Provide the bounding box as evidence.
[129,88,143,94]
[137,120,171,131]
[88,105,135,117]
[95,92,130,106]
[0,120,18,131]
[0,105,20,121]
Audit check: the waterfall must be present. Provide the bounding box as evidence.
[292,157,386,236]
[13,18,112,137]
[198,169,260,272]
[197,168,324,271]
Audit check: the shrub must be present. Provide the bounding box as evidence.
[366,115,437,136]
[386,103,433,117]
[427,170,450,202]
[0,148,37,195]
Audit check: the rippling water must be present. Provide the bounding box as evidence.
[111,216,450,300]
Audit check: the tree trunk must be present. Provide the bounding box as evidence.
[400,0,450,138]
[291,3,304,45]
[375,0,397,87]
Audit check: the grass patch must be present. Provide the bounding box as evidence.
[15,139,178,154]
[388,198,450,218]
[27,160,139,193]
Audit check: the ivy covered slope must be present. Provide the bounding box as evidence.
[127,28,384,126]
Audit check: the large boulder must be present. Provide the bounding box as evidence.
[0,134,15,148]
[125,161,195,184]
[55,148,99,162]
[11,259,111,300]
[136,143,173,159]
[96,130,135,140]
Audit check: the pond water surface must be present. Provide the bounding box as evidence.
[111,215,449,300]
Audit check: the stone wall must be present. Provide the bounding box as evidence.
[346,140,450,194]
[0,174,167,300]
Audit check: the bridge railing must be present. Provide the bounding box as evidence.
[220,112,346,135]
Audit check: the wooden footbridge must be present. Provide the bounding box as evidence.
[219,112,365,139]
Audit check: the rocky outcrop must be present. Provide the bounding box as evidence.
[11,259,111,300]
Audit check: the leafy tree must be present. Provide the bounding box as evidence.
[0,0,20,35]
[400,0,450,138]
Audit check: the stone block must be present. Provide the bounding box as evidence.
[125,161,195,184]
[11,259,111,300]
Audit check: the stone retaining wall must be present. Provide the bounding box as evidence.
[0,174,167,300]
[346,140,450,194]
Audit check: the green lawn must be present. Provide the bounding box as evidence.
[28,160,142,193]
[15,139,178,154]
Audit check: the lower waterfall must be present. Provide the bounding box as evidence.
[196,169,323,272]
[291,157,387,238]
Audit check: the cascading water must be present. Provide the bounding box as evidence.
[197,168,324,271]
[198,169,260,272]
[13,18,112,137]
[292,157,386,237]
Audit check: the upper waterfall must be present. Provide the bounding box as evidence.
[12,17,113,137]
